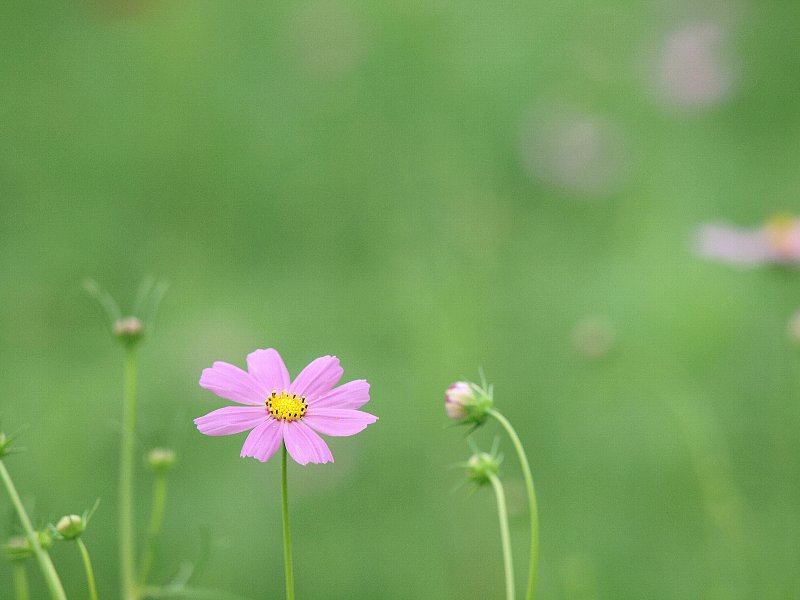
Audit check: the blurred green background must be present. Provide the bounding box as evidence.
[2,0,800,598]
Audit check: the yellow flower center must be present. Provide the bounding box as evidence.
[766,214,795,254]
[266,390,308,422]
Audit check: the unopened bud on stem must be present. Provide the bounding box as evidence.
[113,316,144,345]
[3,537,32,562]
[466,451,501,486]
[146,447,177,473]
[55,515,86,540]
[444,380,493,425]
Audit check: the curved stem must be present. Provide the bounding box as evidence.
[120,347,139,600]
[281,444,295,600]
[139,473,168,586]
[14,564,30,600]
[0,460,67,600]
[77,538,99,600]
[489,408,539,600]
[488,473,515,600]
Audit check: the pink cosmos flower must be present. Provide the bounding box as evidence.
[695,216,800,267]
[194,349,377,465]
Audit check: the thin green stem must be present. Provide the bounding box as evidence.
[139,474,168,586]
[120,347,139,600]
[488,473,515,600]
[77,538,99,600]
[281,445,295,600]
[489,408,539,600]
[0,460,67,600]
[14,564,30,600]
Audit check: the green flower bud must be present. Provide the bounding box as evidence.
[466,451,501,486]
[55,514,86,540]
[146,447,177,473]
[3,536,33,562]
[37,530,53,550]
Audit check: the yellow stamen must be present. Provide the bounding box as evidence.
[266,390,308,422]
[765,214,795,254]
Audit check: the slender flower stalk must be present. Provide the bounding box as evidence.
[488,473,515,600]
[77,538,99,600]
[489,409,540,600]
[0,461,67,600]
[281,445,295,600]
[14,564,30,600]
[139,448,176,587]
[85,278,167,600]
[139,469,168,585]
[120,346,139,600]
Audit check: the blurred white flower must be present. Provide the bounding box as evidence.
[572,317,616,360]
[655,22,738,110]
[787,310,800,346]
[695,216,800,267]
[519,107,629,198]
[289,0,366,77]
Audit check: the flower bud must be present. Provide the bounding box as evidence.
[55,514,86,540]
[466,451,501,486]
[3,536,32,562]
[146,447,177,473]
[444,380,493,425]
[113,316,144,345]
[37,530,53,550]
[444,382,473,420]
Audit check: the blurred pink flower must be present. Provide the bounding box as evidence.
[656,22,738,110]
[195,349,376,464]
[518,106,629,198]
[695,216,800,267]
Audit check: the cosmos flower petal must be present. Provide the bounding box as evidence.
[194,406,269,436]
[247,348,291,391]
[289,356,343,399]
[694,223,776,266]
[283,421,334,465]
[303,408,378,437]
[197,349,373,464]
[308,379,370,409]
[199,361,266,405]
[240,418,284,462]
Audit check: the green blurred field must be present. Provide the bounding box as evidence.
[2,1,800,598]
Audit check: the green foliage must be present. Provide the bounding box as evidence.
[2,0,800,598]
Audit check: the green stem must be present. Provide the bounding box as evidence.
[14,564,30,600]
[139,474,168,586]
[488,473,515,600]
[120,347,138,600]
[0,460,67,600]
[77,538,99,600]
[489,409,539,600]
[281,445,295,600]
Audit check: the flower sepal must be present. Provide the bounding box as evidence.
[0,429,25,458]
[83,277,168,348]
